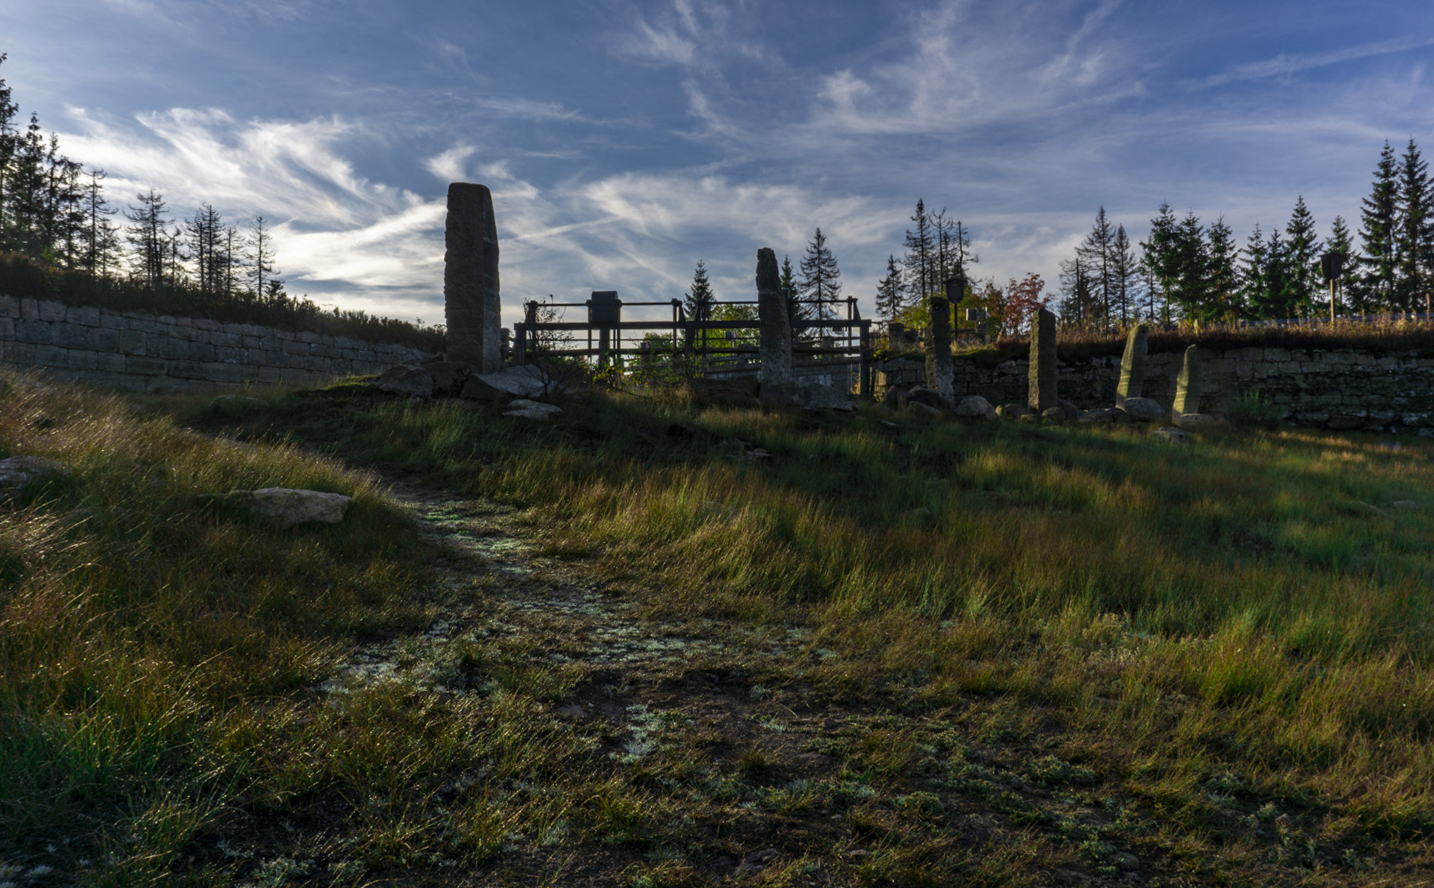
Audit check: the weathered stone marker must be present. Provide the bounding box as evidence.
[1115,323,1148,407]
[1028,307,1057,413]
[444,183,502,373]
[925,296,953,403]
[1173,344,1202,418]
[888,322,905,349]
[757,248,792,387]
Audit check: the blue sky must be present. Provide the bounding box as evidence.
[3,0,1433,327]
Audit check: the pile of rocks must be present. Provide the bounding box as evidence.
[374,360,564,419]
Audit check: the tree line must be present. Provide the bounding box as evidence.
[1062,139,1434,326]
[0,54,285,303]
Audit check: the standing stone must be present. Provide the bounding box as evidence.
[888,322,906,349]
[444,183,502,373]
[1172,344,1203,419]
[1028,307,1057,413]
[925,296,953,403]
[1115,324,1148,407]
[757,248,792,387]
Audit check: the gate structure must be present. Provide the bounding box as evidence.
[513,289,874,397]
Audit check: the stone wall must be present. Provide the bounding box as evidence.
[0,294,437,393]
[876,345,1434,435]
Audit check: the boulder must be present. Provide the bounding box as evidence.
[1174,412,1218,431]
[423,360,473,396]
[503,399,563,420]
[906,387,944,410]
[953,395,995,419]
[1057,399,1080,421]
[376,365,434,398]
[997,403,1034,419]
[0,456,69,497]
[761,379,855,411]
[1081,407,1116,423]
[1120,397,1165,422]
[906,401,942,418]
[1041,407,1065,423]
[461,364,552,400]
[1149,427,1188,444]
[214,487,352,527]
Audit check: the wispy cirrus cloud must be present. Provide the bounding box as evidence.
[1186,34,1434,90]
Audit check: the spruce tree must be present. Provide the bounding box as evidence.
[1058,253,1097,325]
[1169,212,1208,321]
[875,254,904,323]
[80,169,117,277]
[1239,224,1268,319]
[1076,207,1115,324]
[1140,203,1179,324]
[799,227,841,319]
[1284,196,1320,317]
[1110,224,1141,325]
[683,258,714,320]
[902,199,934,307]
[1395,138,1434,314]
[1357,140,1399,309]
[125,189,168,289]
[1327,215,1355,316]
[1206,216,1239,320]
[246,215,280,300]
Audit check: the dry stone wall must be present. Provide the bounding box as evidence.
[877,345,1434,435]
[0,294,437,393]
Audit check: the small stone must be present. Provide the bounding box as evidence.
[738,849,781,876]
[1121,397,1165,422]
[376,364,434,397]
[213,487,352,527]
[0,455,69,496]
[1388,499,1417,510]
[954,395,995,419]
[461,364,553,400]
[503,399,562,420]
[1174,412,1218,431]
[1081,407,1116,423]
[1041,406,1064,423]
[906,387,944,409]
[906,401,941,418]
[1149,427,1188,444]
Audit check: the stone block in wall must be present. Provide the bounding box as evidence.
[175,317,193,328]
[65,305,101,327]
[203,362,249,384]
[156,337,187,360]
[188,342,216,362]
[242,335,264,349]
[281,340,308,356]
[99,312,127,330]
[66,350,98,371]
[213,347,243,363]
[0,317,12,340]
[254,366,282,384]
[20,298,39,320]
[8,341,36,364]
[279,368,313,385]
[0,294,18,318]
[95,352,125,373]
[39,300,67,322]
[16,319,52,344]
[300,355,327,372]
[298,331,318,344]
[242,349,268,366]
[54,324,95,350]
[155,315,177,327]
[117,330,146,355]
[126,355,167,376]
[169,361,207,380]
[89,328,118,352]
[34,344,69,366]
[210,331,241,348]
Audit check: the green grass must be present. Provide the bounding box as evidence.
[5,368,1434,885]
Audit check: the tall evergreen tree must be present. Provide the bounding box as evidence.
[1206,216,1239,320]
[683,258,714,320]
[902,199,934,307]
[1058,253,1097,325]
[1239,224,1269,318]
[246,215,279,299]
[1076,207,1115,324]
[1284,196,1320,317]
[80,169,117,277]
[1356,140,1400,310]
[875,253,904,323]
[1110,224,1141,324]
[1327,215,1355,316]
[1169,211,1208,320]
[0,54,17,249]
[1140,203,1179,324]
[125,189,168,289]
[799,227,841,319]
[1395,138,1434,314]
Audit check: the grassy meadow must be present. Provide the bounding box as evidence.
[3,367,1433,886]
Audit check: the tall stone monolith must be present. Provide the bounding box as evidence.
[1173,344,1203,419]
[925,296,953,403]
[757,248,792,387]
[1115,324,1148,407]
[444,183,502,373]
[1028,307,1057,413]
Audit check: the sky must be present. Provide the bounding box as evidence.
[3,0,1433,329]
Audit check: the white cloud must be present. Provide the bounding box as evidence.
[1187,34,1434,90]
[426,145,476,183]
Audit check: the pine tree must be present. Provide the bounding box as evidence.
[902,199,934,307]
[125,189,168,289]
[246,215,280,299]
[875,253,904,323]
[1395,138,1434,314]
[187,203,224,295]
[1239,224,1268,319]
[0,54,17,249]
[1140,203,1179,324]
[799,227,841,319]
[1110,224,1141,325]
[1076,207,1115,325]
[1284,196,1320,317]
[1169,212,1208,321]
[1058,253,1097,325]
[1357,140,1399,310]
[1206,216,1239,320]
[1262,229,1293,319]
[1327,215,1355,316]
[683,258,714,330]
[80,169,117,277]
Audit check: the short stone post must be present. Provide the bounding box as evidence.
[888,321,905,349]
[443,182,502,373]
[926,296,953,403]
[1028,307,1057,413]
[757,248,792,387]
[1173,344,1202,419]
[1115,324,1148,407]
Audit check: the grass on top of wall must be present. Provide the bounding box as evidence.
[0,251,445,351]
